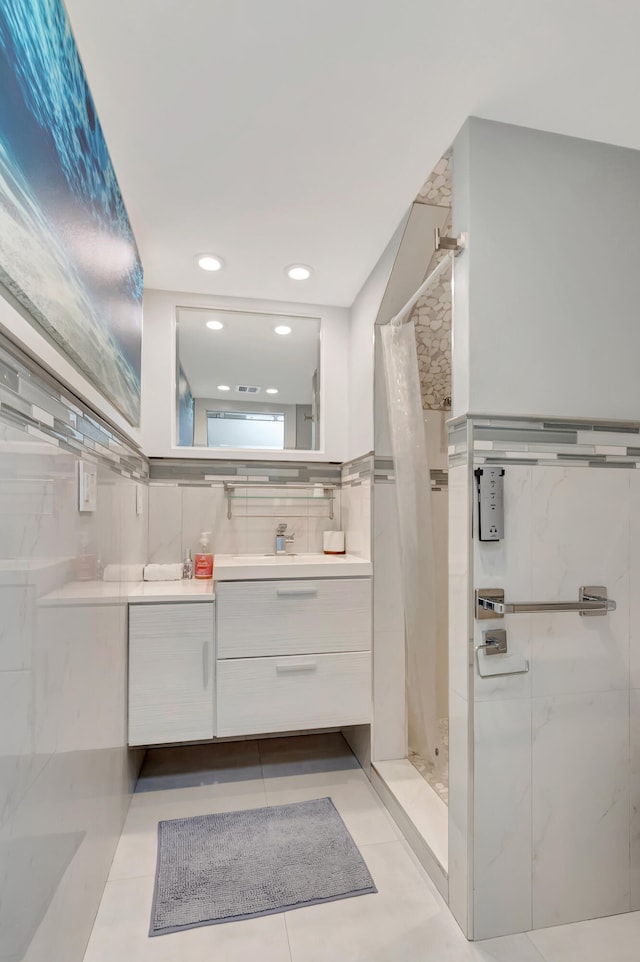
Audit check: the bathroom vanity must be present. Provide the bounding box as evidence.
[127,554,372,747]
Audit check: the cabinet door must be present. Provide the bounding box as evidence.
[128,603,214,746]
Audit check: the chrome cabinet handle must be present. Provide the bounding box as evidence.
[276,588,318,598]
[202,641,209,689]
[275,661,317,674]
[475,586,616,620]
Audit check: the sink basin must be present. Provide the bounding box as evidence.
[231,553,298,561]
[228,553,339,563]
[214,552,372,581]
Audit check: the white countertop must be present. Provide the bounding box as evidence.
[213,552,372,581]
[0,557,74,587]
[39,579,214,607]
[30,554,371,605]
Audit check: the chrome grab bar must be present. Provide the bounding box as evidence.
[475,586,616,620]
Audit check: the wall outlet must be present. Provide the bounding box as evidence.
[475,466,505,541]
[78,461,97,513]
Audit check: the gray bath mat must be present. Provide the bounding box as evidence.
[150,797,376,936]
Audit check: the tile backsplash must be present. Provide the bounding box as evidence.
[148,483,343,561]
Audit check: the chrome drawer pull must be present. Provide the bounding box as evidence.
[275,662,318,674]
[202,641,209,689]
[276,588,318,598]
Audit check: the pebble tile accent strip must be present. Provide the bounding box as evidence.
[415,150,452,207]
[412,150,453,411]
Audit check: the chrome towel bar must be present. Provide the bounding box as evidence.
[475,586,616,620]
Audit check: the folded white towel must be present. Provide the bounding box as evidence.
[103,563,145,582]
[143,563,183,582]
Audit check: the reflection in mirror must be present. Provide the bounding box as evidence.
[176,308,321,451]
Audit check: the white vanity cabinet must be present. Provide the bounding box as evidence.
[215,577,372,737]
[128,602,214,746]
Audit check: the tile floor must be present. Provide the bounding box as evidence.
[83,733,640,962]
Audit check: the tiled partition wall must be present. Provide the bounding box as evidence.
[449,414,640,940]
[340,454,373,560]
[0,335,148,962]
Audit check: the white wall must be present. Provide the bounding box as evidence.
[453,117,640,421]
[348,218,406,460]
[142,289,349,462]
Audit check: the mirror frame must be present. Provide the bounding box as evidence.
[141,289,349,462]
[175,306,322,454]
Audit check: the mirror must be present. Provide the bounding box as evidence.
[176,307,321,451]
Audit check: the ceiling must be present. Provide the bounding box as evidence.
[177,307,319,403]
[64,0,640,308]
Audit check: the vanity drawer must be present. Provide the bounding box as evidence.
[216,577,371,658]
[216,651,371,736]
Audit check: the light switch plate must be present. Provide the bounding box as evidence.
[78,461,97,513]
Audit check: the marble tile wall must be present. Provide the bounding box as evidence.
[341,457,372,561]
[466,422,640,939]
[447,460,473,938]
[0,335,147,961]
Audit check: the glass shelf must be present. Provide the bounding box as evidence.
[227,494,335,500]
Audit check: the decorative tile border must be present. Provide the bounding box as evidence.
[448,415,640,469]
[150,458,342,486]
[0,333,148,478]
[341,453,374,487]
[374,456,448,488]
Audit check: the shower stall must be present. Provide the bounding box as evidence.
[381,253,452,803]
[369,150,455,892]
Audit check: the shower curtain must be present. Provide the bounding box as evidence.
[381,314,440,766]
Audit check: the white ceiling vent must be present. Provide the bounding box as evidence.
[235,384,261,394]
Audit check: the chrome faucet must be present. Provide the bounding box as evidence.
[275,522,295,555]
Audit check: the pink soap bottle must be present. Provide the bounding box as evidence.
[194,531,214,580]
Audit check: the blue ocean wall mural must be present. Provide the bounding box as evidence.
[0,0,143,426]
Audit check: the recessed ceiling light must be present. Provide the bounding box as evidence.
[217,384,230,391]
[266,388,279,394]
[286,264,312,280]
[274,325,292,336]
[206,320,224,330]
[197,254,224,272]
